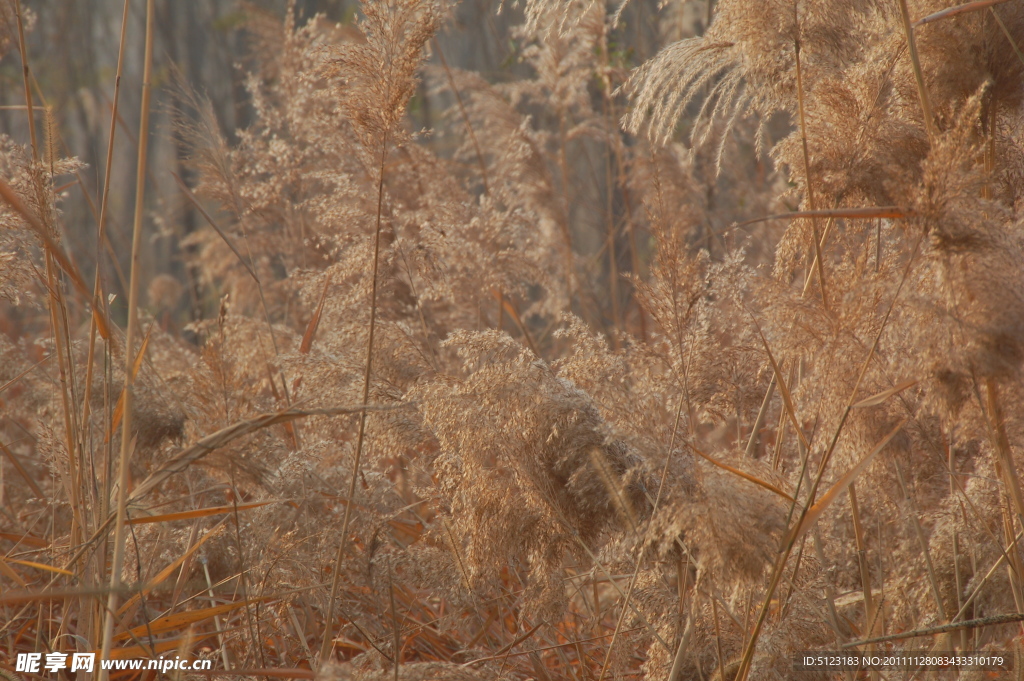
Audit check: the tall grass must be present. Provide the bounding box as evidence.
[2,0,1024,680]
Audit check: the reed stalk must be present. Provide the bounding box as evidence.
[98,0,155,676]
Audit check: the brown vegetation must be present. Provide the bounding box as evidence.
[2,0,1024,679]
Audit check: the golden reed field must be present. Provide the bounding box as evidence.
[2,0,1024,679]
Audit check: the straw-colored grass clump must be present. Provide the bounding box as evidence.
[2,0,1024,679]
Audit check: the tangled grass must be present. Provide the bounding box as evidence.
[2,0,1024,679]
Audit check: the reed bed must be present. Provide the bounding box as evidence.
[2,0,1024,679]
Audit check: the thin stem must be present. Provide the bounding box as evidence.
[712,596,726,681]
[82,0,130,495]
[891,455,948,621]
[897,0,937,141]
[387,558,401,681]
[318,129,391,667]
[986,378,1024,525]
[595,396,686,681]
[98,0,155,678]
[735,237,922,681]
[794,40,828,311]
[991,6,1024,67]
[13,0,37,159]
[744,375,775,457]
[849,484,879,681]
[434,40,489,195]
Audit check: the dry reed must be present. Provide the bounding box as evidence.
[1,0,1024,679]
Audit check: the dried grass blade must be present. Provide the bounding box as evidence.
[465,621,544,666]
[0,532,48,548]
[785,420,905,546]
[690,446,795,502]
[0,586,131,605]
[899,0,937,140]
[127,405,399,504]
[0,438,44,498]
[843,613,1024,647]
[114,598,265,642]
[990,7,1024,67]
[300,272,333,354]
[172,172,258,283]
[0,353,50,396]
[0,558,28,587]
[100,630,224,658]
[474,627,643,663]
[7,559,74,577]
[745,376,775,457]
[752,323,811,452]
[494,290,540,357]
[126,501,277,526]
[851,379,917,409]
[735,207,909,228]
[914,0,1012,26]
[115,518,228,617]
